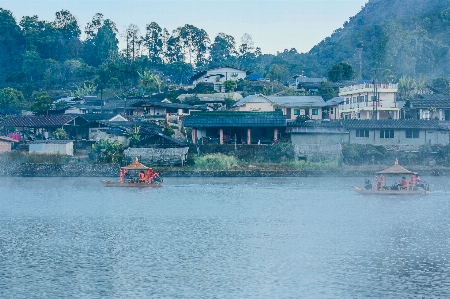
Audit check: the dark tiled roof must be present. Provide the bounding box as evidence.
[141,130,186,146]
[97,120,160,129]
[326,97,345,105]
[79,113,117,122]
[288,120,344,128]
[0,115,78,127]
[184,111,286,128]
[341,119,443,130]
[409,94,450,108]
[286,121,347,134]
[189,66,251,81]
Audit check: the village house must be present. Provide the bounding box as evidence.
[233,94,338,121]
[406,94,450,120]
[325,97,345,120]
[342,119,450,148]
[184,111,287,145]
[190,66,250,92]
[0,115,90,140]
[286,119,450,160]
[0,136,18,153]
[177,92,242,111]
[338,82,399,120]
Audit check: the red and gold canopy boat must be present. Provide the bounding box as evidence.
[100,157,163,187]
[352,159,429,195]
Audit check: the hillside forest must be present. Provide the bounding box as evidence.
[2,0,450,110]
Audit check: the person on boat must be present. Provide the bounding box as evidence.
[364,179,372,190]
[399,177,408,189]
[139,171,145,182]
[415,174,425,189]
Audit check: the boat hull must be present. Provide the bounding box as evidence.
[100,180,163,187]
[352,186,429,195]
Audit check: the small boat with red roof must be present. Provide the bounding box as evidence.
[352,159,430,195]
[100,157,163,187]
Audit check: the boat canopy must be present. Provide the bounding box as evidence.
[376,159,416,175]
[121,157,152,170]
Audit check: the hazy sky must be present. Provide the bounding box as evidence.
[2,0,367,54]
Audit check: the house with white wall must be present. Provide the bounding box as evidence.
[233,94,328,120]
[190,66,250,91]
[338,83,399,120]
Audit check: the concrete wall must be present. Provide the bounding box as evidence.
[29,142,74,156]
[124,147,190,166]
[291,133,347,161]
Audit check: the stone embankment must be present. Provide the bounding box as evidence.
[1,163,450,177]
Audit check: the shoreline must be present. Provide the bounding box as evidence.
[1,163,449,177]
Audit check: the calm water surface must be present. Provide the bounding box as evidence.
[0,176,449,298]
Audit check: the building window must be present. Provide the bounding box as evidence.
[294,109,300,115]
[346,98,350,104]
[380,130,394,138]
[312,108,318,115]
[359,96,365,102]
[353,97,357,103]
[356,129,369,137]
[406,129,419,138]
[330,108,333,115]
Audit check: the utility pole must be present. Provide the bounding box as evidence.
[357,41,364,80]
[371,67,383,120]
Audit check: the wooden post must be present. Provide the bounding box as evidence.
[220,128,224,145]
[274,128,278,141]
[247,128,251,145]
[192,128,197,144]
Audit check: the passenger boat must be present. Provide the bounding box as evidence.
[352,159,429,195]
[100,157,163,187]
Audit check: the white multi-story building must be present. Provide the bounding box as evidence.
[190,66,249,91]
[338,83,399,120]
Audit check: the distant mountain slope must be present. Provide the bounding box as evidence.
[300,0,450,80]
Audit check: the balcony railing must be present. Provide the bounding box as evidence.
[339,83,398,93]
[339,100,398,110]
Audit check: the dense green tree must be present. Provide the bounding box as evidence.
[327,62,354,82]
[22,50,45,82]
[142,22,164,64]
[432,77,450,93]
[175,24,210,67]
[209,33,237,67]
[164,61,193,85]
[123,24,141,61]
[52,10,82,61]
[30,91,52,113]
[0,87,26,109]
[0,9,24,76]
[267,64,283,82]
[163,125,175,137]
[223,80,237,92]
[137,71,162,94]
[84,14,119,66]
[317,82,337,101]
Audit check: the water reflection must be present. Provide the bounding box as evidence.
[0,177,449,298]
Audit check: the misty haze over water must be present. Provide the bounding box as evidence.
[1,176,449,298]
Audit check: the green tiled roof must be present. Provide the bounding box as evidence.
[184,111,286,128]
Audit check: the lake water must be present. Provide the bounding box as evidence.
[1,176,449,298]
